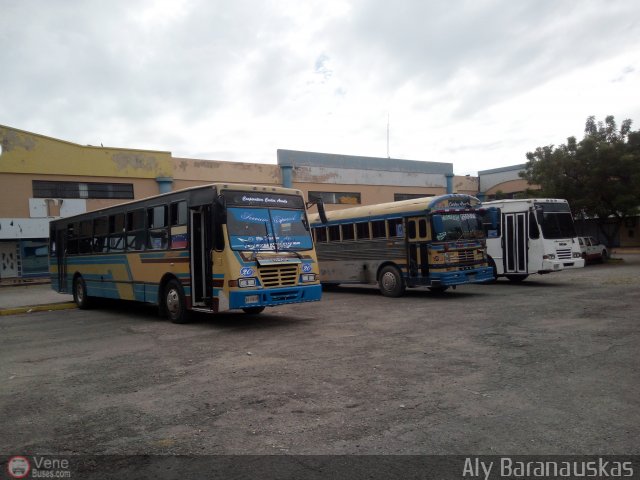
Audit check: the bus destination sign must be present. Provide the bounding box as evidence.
[225,191,304,209]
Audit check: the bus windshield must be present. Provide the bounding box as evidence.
[534,202,576,239]
[227,207,313,251]
[432,213,484,241]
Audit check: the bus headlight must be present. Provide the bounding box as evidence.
[573,252,582,258]
[300,274,316,283]
[238,278,257,288]
[543,254,556,260]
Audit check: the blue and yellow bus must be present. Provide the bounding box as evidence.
[308,194,494,296]
[50,184,322,322]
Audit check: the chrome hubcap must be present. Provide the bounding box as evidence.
[381,272,397,291]
[76,281,84,302]
[166,289,180,314]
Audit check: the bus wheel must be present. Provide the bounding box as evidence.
[506,274,528,282]
[379,265,405,297]
[242,306,265,314]
[164,279,189,324]
[488,257,498,283]
[73,275,91,309]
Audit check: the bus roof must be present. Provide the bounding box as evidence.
[308,193,481,225]
[50,183,305,224]
[481,198,569,206]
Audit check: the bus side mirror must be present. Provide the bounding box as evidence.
[306,198,328,224]
[488,207,498,229]
[215,195,227,224]
[432,215,443,233]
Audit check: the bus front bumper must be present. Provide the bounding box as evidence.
[430,266,495,286]
[229,284,322,310]
[539,257,585,273]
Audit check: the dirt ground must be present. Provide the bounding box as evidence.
[1,256,639,456]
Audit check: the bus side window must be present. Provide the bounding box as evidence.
[418,219,427,239]
[147,205,168,250]
[109,213,125,252]
[341,224,355,241]
[407,220,417,240]
[67,223,79,255]
[93,216,109,253]
[371,220,386,238]
[356,222,369,240]
[126,209,146,251]
[480,208,501,238]
[79,220,93,254]
[529,211,540,239]
[314,227,327,243]
[328,225,340,242]
[388,218,403,238]
[170,201,187,226]
[170,201,188,250]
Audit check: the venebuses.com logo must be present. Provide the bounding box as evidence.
[6,456,30,479]
[6,455,71,478]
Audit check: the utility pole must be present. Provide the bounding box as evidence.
[386,113,390,158]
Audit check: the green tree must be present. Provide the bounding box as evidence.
[520,115,640,245]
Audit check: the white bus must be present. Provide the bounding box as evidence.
[480,198,584,282]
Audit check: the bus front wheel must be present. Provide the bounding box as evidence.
[164,279,189,324]
[73,275,91,309]
[378,265,406,297]
[506,274,528,282]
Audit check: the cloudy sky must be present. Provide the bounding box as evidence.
[2,0,639,174]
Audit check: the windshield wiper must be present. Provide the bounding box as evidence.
[263,222,272,250]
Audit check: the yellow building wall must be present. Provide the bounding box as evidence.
[0,173,160,218]
[0,125,172,179]
[172,157,280,185]
[453,175,479,195]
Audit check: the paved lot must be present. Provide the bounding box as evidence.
[1,256,639,455]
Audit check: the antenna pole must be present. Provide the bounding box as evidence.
[386,113,390,158]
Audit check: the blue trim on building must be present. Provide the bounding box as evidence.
[477,164,526,175]
[277,149,453,175]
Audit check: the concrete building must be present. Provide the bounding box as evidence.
[1,125,477,280]
[477,164,532,200]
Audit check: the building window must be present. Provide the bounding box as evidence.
[32,181,134,199]
[308,191,361,205]
[394,193,434,201]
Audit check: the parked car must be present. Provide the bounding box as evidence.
[578,236,609,263]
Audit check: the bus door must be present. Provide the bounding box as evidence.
[55,228,67,292]
[406,216,430,279]
[503,212,528,274]
[190,205,213,307]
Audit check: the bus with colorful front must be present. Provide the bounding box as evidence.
[49,183,322,322]
[480,198,584,282]
[308,194,494,296]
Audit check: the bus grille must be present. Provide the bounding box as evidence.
[556,248,572,259]
[456,249,476,263]
[259,265,298,287]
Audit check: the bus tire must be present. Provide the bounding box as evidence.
[378,265,405,297]
[487,257,498,283]
[164,279,189,324]
[242,306,265,314]
[506,274,528,282]
[73,275,91,309]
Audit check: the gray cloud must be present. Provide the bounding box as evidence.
[1,0,639,170]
